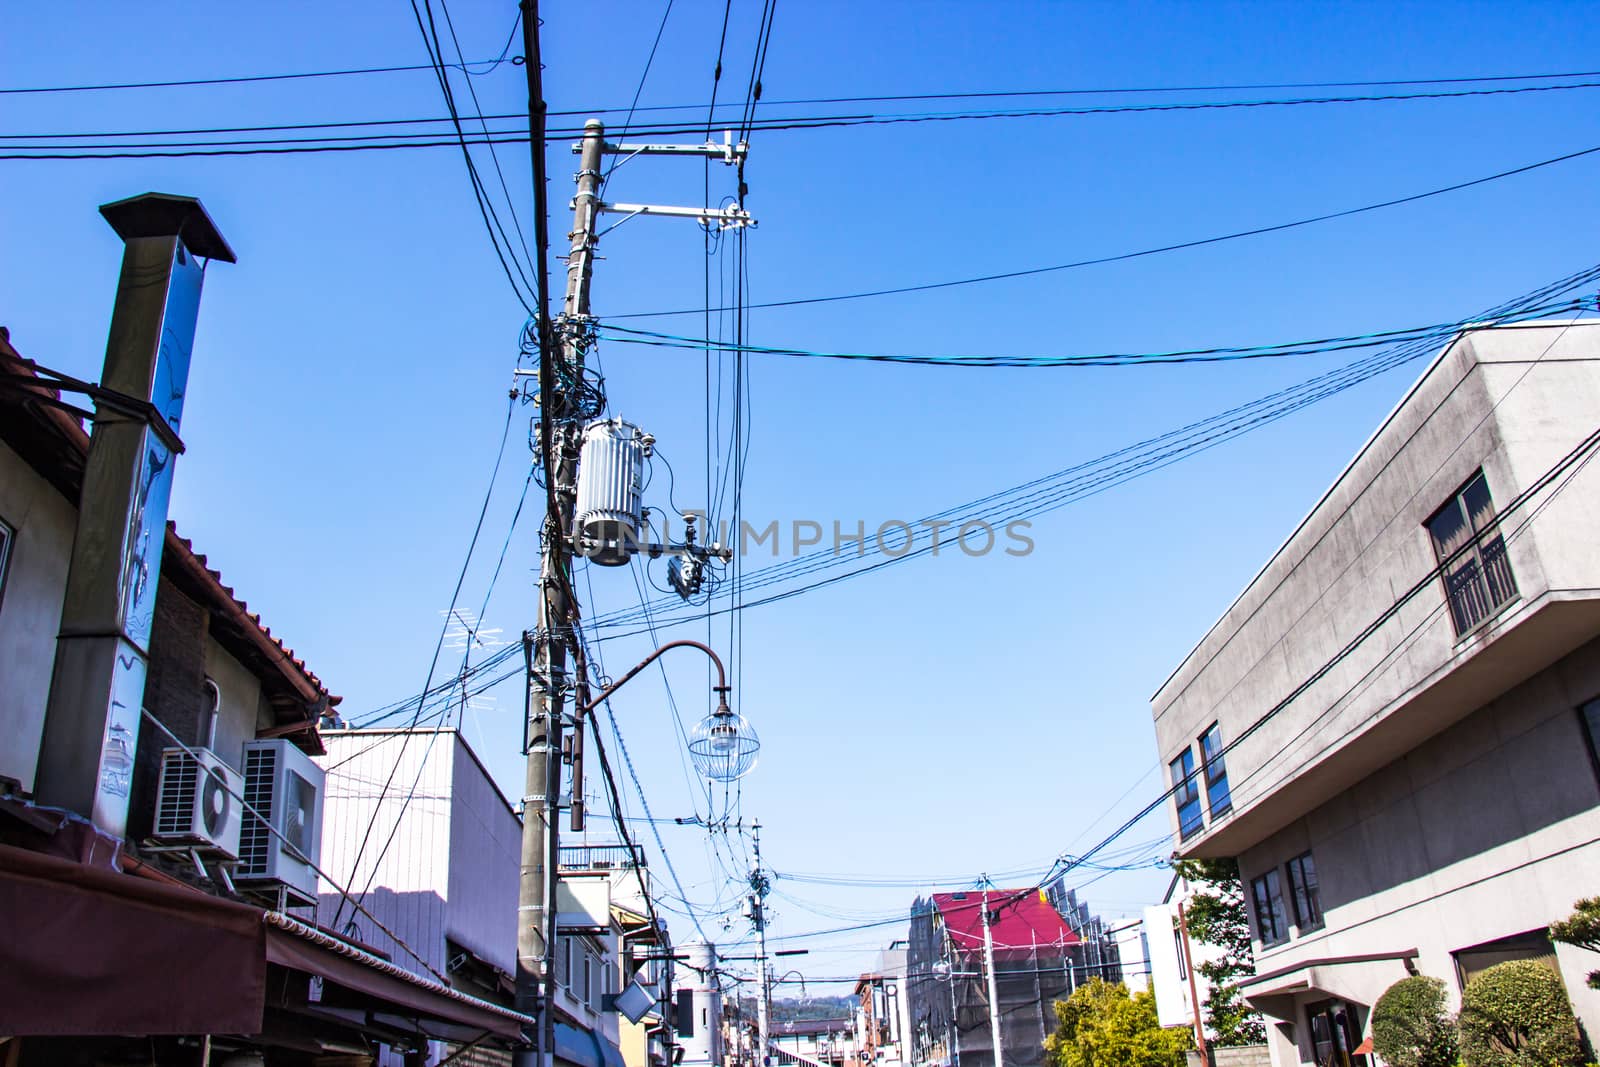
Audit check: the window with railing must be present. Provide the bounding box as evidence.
[1170,747,1202,839]
[1427,471,1518,637]
[1198,723,1232,818]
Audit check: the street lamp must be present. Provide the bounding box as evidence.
[576,639,758,782]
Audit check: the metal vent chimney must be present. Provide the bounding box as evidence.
[34,193,234,837]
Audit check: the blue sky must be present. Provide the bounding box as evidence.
[8,0,1600,984]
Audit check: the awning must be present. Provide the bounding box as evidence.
[0,840,534,1043]
[263,911,532,1042]
[0,842,267,1035]
[1237,949,1418,1021]
[556,1022,628,1067]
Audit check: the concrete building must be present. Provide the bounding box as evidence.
[1151,322,1600,1067]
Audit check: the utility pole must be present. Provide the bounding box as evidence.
[1177,901,1209,1063]
[980,886,1004,1067]
[512,9,753,1059]
[750,820,772,1067]
[514,117,606,1067]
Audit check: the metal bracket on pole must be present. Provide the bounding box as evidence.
[595,201,755,230]
[585,130,747,165]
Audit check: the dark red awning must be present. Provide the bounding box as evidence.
[0,843,267,1035]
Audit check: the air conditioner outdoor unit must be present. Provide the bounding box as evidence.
[152,746,244,858]
[236,737,324,907]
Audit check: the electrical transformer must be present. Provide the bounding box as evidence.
[575,417,651,565]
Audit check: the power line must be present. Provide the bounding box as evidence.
[588,270,1600,638]
[332,397,520,930]
[0,52,518,96]
[598,296,1591,368]
[605,140,1600,318]
[408,0,537,315]
[8,57,1597,99]
[13,80,1600,159]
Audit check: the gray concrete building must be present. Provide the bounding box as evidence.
[1151,321,1600,1067]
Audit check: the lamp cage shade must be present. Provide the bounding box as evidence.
[688,708,759,782]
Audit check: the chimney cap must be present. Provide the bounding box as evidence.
[99,193,236,263]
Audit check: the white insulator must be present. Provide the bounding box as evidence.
[575,418,649,566]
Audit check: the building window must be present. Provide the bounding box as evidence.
[1580,697,1600,788]
[1171,747,1202,839]
[1286,852,1323,932]
[584,952,593,1008]
[1426,471,1518,636]
[0,516,16,618]
[1251,868,1289,947]
[1198,723,1232,818]
[0,517,13,612]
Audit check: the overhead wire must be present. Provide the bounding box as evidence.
[14,78,1600,156]
[0,48,519,96]
[597,296,1594,367]
[331,397,520,929]
[408,0,537,314]
[585,264,1600,637]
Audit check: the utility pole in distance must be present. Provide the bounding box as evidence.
[980,885,1004,1067]
[515,117,606,1067]
[750,821,772,1067]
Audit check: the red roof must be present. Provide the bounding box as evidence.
[932,890,1079,960]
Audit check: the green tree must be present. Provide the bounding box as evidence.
[1045,978,1193,1067]
[1370,976,1458,1067]
[1457,960,1583,1067]
[1548,896,1600,990]
[1170,858,1268,1046]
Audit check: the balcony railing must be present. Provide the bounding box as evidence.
[560,843,645,871]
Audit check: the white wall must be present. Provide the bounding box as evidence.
[447,738,520,974]
[0,439,74,793]
[315,729,456,975]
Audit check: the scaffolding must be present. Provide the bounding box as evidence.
[905,890,1124,1067]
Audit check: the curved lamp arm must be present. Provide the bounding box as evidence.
[578,638,730,714]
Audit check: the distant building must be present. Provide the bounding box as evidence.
[855,942,914,1067]
[1151,322,1600,1067]
[906,888,1089,1067]
[772,1016,857,1067]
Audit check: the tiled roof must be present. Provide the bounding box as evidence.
[932,889,1080,960]
[165,527,336,703]
[0,327,338,719]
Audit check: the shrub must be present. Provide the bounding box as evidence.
[1045,979,1193,1067]
[1458,960,1583,1067]
[1372,975,1458,1067]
